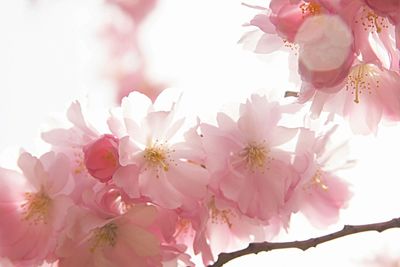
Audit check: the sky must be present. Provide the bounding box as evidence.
[1,0,400,266]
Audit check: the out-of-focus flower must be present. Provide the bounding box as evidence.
[106,0,158,24]
[0,152,73,266]
[296,15,354,91]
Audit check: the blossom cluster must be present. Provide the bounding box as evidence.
[0,89,352,267]
[242,0,400,134]
[102,0,163,102]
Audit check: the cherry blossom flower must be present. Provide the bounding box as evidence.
[286,127,353,227]
[108,90,209,209]
[300,62,400,134]
[341,1,399,71]
[0,152,73,266]
[57,204,163,267]
[200,94,299,222]
[173,193,277,266]
[42,101,121,202]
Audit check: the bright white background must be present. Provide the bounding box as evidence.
[1,0,400,266]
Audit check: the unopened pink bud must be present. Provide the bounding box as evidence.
[83,134,120,182]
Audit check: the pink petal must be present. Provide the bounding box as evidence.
[123,205,157,227]
[139,169,183,209]
[46,153,71,195]
[113,165,140,198]
[17,153,46,191]
[67,101,98,138]
[119,224,160,257]
[166,161,208,199]
[255,33,284,54]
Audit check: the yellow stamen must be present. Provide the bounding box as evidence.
[208,197,234,228]
[345,64,378,104]
[300,2,321,16]
[21,191,52,224]
[144,146,170,171]
[239,141,270,171]
[174,218,191,237]
[103,151,117,167]
[90,223,118,253]
[73,150,87,175]
[307,169,328,191]
[354,7,388,33]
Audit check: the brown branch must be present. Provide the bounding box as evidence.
[208,217,400,267]
[284,91,299,98]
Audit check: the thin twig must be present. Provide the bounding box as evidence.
[208,217,400,267]
[284,91,299,98]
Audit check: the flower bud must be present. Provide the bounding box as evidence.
[83,134,120,182]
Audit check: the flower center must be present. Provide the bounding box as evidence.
[345,64,379,104]
[240,142,269,170]
[103,151,118,167]
[73,149,87,175]
[144,145,170,172]
[300,2,321,16]
[355,7,388,33]
[174,218,191,237]
[208,197,234,228]
[304,169,328,191]
[21,190,52,224]
[90,223,118,252]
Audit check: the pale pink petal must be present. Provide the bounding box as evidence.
[0,168,27,202]
[139,169,183,209]
[118,136,141,166]
[255,33,284,54]
[123,205,158,228]
[166,161,208,199]
[41,128,83,147]
[46,153,71,195]
[124,118,146,145]
[17,153,46,191]
[67,101,98,138]
[107,108,127,138]
[250,14,276,34]
[119,224,160,257]
[113,165,140,198]
[121,92,152,126]
[269,126,298,146]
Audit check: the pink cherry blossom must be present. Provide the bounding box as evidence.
[42,101,121,203]
[286,127,353,227]
[57,204,163,267]
[174,193,278,266]
[300,63,400,134]
[0,152,73,266]
[200,94,299,222]
[108,90,209,209]
[83,134,120,183]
